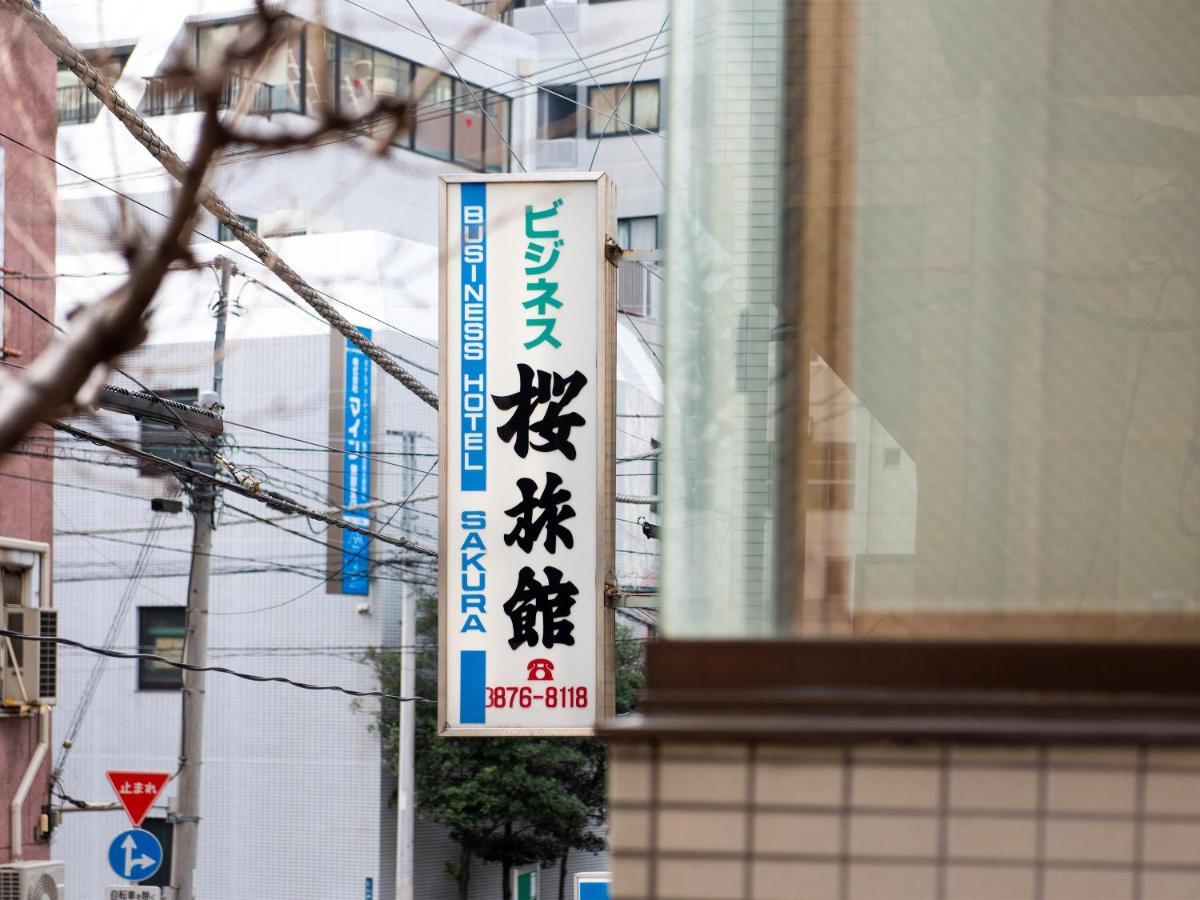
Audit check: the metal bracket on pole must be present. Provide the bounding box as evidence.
[604,585,659,610]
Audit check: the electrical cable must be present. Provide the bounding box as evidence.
[49,418,438,557]
[342,0,668,141]
[400,0,528,173]
[214,454,439,616]
[588,12,670,170]
[541,1,666,187]
[0,627,433,703]
[51,510,167,787]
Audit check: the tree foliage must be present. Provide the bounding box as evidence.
[368,594,645,899]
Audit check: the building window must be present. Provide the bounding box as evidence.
[218,215,258,242]
[453,81,485,170]
[336,36,411,120]
[538,84,579,140]
[137,607,186,690]
[412,69,454,161]
[618,216,659,251]
[587,81,660,138]
[482,90,512,173]
[139,388,200,474]
[805,441,855,511]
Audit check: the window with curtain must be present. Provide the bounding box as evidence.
[587,81,660,137]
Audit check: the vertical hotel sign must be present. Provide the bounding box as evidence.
[343,328,373,594]
[439,173,616,735]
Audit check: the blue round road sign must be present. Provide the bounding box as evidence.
[107,828,163,882]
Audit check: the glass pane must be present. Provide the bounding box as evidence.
[629,216,658,250]
[138,608,185,688]
[414,69,454,160]
[304,25,335,112]
[338,37,374,115]
[538,85,578,140]
[482,91,511,173]
[453,83,485,170]
[632,81,660,131]
[665,0,1200,642]
[588,85,630,136]
[661,0,787,637]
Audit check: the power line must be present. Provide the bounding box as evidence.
[215,455,439,617]
[0,123,441,365]
[400,0,527,173]
[541,1,666,187]
[342,0,669,140]
[589,12,670,170]
[50,419,438,557]
[51,509,167,786]
[0,627,432,703]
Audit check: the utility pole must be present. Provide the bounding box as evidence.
[395,429,418,900]
[173,257,231,900]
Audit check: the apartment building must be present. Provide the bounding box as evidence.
[0,6,61,897]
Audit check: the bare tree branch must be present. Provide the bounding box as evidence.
[0,0,439,409]
[0,100,223,452]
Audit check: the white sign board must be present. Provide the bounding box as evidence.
[107,887,162,900]
[439,173,616,735]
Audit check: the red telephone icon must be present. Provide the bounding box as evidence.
[527,658,555,682]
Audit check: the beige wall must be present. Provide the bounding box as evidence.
[610,740,1200,900]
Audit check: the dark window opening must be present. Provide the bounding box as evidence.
[218,215,258,242]
[538,84,579,140]
[137,607,186,691]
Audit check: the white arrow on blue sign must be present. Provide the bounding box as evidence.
[107,828,163,882]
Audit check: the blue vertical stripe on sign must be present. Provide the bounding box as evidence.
[460,650,487,724]
[460,182,487,491]
[342,327,372,595]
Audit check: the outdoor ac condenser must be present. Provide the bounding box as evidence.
[0,860,66,900]
[0,608,56,709]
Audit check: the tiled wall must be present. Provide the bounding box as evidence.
[609,741,1200,900]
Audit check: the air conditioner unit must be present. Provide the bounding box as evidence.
[0,609,56,709]
[534,138,578,170]
[0,861,66,900]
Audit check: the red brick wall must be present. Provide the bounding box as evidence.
[0,6,57,866]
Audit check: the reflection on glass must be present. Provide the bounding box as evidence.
[483,91,511,173]
[453,83,485,169]
[632,82,660,132]
[588,85,633,137]
[414,69,454,160]
[664,0,1200,641]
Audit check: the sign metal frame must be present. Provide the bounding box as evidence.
[437,172,617,737]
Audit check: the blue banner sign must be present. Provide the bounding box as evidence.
[343,327,373,594]
[460,182,487,491]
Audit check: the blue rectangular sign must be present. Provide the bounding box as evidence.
[343,327,373,594]
[460,182,487,491]
[460,650,486,724]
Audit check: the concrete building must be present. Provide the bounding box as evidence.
[0,7,61,895]
[41,0,665,896]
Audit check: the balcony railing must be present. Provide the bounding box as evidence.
[57,84,103,125]
[141,72,301,119]
[452,1,515,24]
